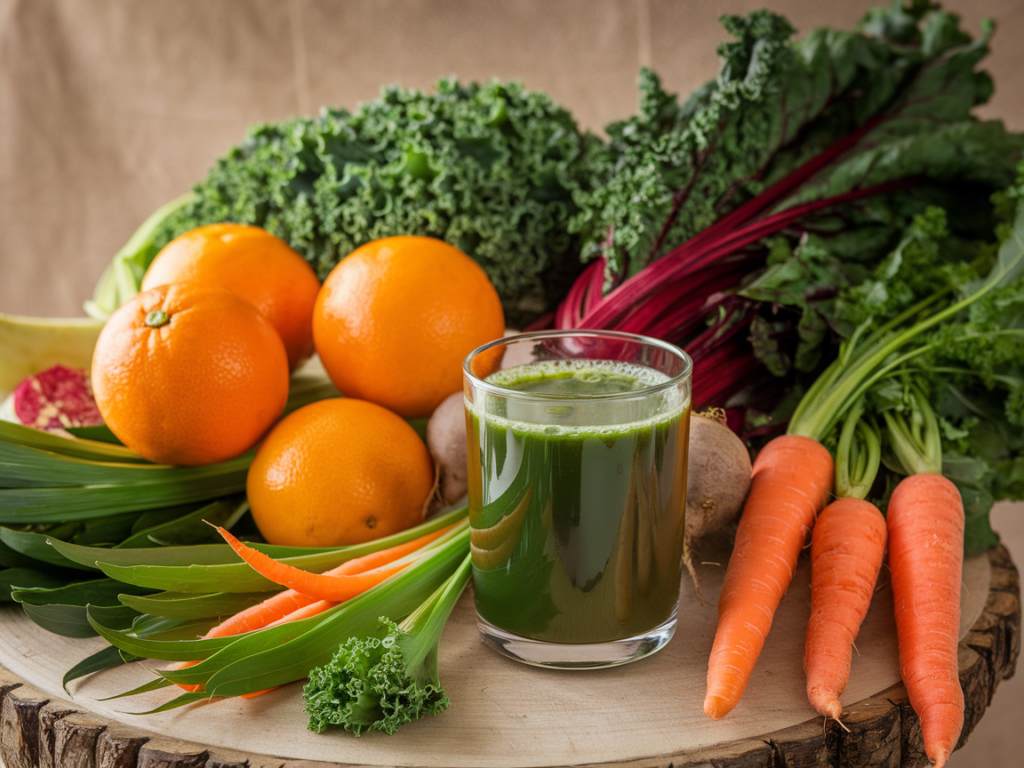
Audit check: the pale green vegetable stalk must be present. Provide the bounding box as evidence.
[85,193,195,320]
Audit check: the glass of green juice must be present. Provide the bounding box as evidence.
[463,330,692,668]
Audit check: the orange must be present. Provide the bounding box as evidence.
[142,223,321,371]
[246,398,434,547]
[91,283,290,466]
[312,236,505,419]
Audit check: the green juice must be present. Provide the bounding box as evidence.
[466,359,690,644]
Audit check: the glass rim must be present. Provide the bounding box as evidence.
[463,329,693,403]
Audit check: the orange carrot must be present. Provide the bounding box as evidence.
[804,498,887,721]
[265,599,336,628]
[887,473,965,768]
[704,434,834,720]
[215,526,413,601]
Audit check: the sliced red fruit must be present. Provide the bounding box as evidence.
[11,364,103,431]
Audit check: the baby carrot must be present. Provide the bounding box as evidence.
[888,473,965,768]
[804,498,887,721]
[215,526,412,602]
[265,599,335,628]
[704,434,834,720]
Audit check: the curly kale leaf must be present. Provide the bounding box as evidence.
[303,617,448,736]
[572,11,800,274]
[303,556,469,736]
[155,79,602,326]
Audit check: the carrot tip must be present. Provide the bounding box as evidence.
[703,695,733,720]
[813,698,842,722]
[929,750,950,768]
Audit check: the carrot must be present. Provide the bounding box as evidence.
[215,526,413,601]
[804,498,887,721]
[887,473,965,768]
[265,599,335,627]
[704,434,834,720]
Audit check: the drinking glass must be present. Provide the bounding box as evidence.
[463,330,692,668]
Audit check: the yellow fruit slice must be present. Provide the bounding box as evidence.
[0,312,104,398]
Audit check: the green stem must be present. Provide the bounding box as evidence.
[789,294,1024,442]
[398,553,471,670]
[835,400,881,500]
[881,384,942,476]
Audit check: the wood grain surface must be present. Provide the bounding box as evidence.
[0,542,1015,768]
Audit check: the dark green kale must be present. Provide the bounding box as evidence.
[153,79,602,326]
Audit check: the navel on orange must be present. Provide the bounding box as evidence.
[246,398,434,547]
[312,236,505,419]
[142,223,321,371]
[91,283,290,466]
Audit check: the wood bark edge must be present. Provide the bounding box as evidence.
[0,544,1018,768]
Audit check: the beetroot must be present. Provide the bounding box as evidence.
[12,364,103,431]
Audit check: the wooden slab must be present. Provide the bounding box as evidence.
[0,545,1017,768]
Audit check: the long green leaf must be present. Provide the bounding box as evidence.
[118,591,276,621]
[18,602,138,639]
[13,578,154,607]
[0,469,248,523]
[115,497,248,548]
[0,441,249,489]
[129,504,206,535]
[1,567,74,601]
[87,606,328,662]
[52,540,254,569]
[63,645,127,693]
[89,507,468,593]
[0,538,38,569]
[0,528,95,571]
[99,676,174,701]
[0,421,143,463]
[129,615,218,641]
[13,578,153,637]
[64,425,122,445]
[127,691,208,715]
[70,512,142,547]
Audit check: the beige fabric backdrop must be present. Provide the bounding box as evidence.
[0,0,1021,764]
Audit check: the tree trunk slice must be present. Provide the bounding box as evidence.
[95,726,153,768]
[0,545,1017,768]
[54,712,109,768]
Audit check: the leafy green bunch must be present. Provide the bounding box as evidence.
[152,79,602,326]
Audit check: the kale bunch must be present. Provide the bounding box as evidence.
[154,79,602,326]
